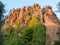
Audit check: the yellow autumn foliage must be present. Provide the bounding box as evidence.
[15,20,21,29]
[28,15,39,27]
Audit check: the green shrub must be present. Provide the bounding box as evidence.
[2,26,21,45]
[54,35,60,45]
[54,40,60,45]
[20,23,46,45]
[3,23,46,45]
[20,27,33,45]
[31,24,46,45]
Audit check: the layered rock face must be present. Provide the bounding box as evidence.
[4,4,43,29]
[3,4,60,45]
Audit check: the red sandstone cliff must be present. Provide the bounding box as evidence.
[3,4,60,45]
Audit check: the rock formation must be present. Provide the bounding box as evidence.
[3,3,60,45]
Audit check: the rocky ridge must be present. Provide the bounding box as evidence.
[3,4,60,45]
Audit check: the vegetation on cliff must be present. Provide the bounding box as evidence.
[54,35,60,45]
[2,16,46,45]
[0,1,60,45]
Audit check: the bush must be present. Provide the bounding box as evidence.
[31,24,46,45]
[54,35,60,45]
[2,26,21,45]
[54,40,60,45]
[3,23,46,45]
[20,27,33,45]
[20,23,46,45]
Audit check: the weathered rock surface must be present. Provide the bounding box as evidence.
[3,4,60,45]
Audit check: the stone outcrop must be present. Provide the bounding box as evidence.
[3,3,60,45]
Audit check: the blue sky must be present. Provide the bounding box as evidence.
[0,0,60,18]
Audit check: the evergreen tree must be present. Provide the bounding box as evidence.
[0,1,4,29]
[57,2,60,12]
[0,1,4,45]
